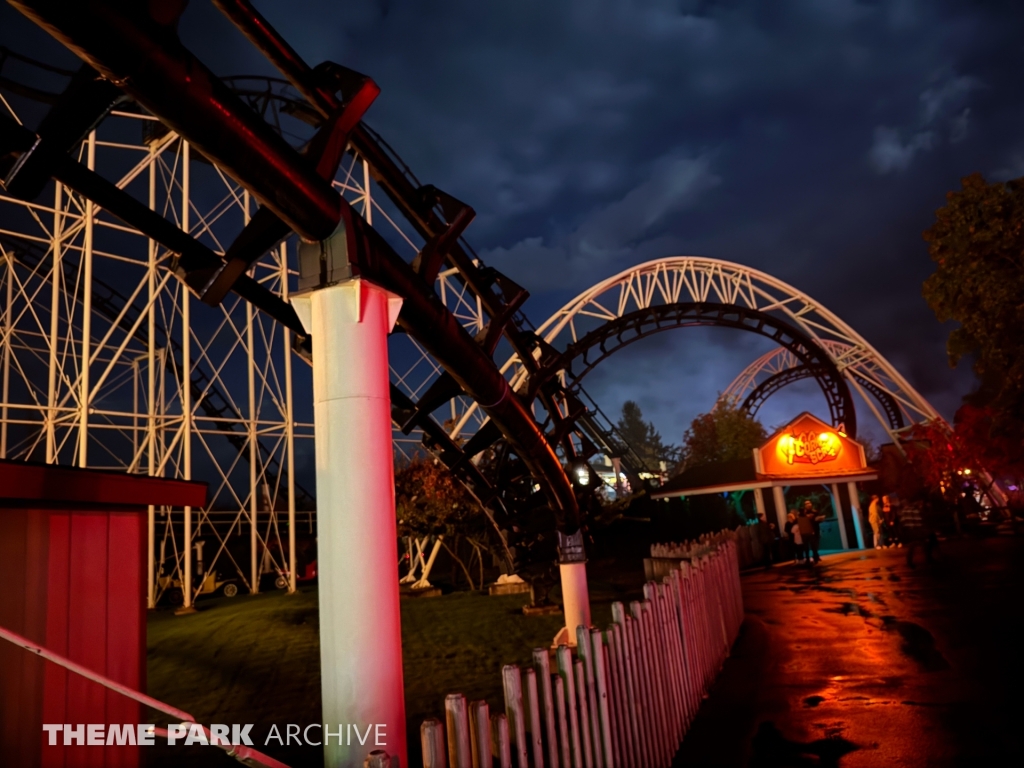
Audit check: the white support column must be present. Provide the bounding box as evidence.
[830,483,849,550]
[772,485,788,532]
[1,249,11,459]
[291,277,406,768]
[558,562,592,645]
[180,140,194,613]
[282,243,297,594]
[753,487,767,520]
[362,157,373,225]
[147,147,157,609]
[846,482,866,549]
[46,182,62,464]
[78,130,96,468]
[413,537,444,590]
[245,191,259,595]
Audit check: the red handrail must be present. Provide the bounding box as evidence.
[0,625,291,768]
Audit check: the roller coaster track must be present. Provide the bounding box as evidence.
[0,2,655,532]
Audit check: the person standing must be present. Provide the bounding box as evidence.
[801,500,825,564]
[757,512,776,568]
[868,494,884,549]
[900,501,934,567]
[786,511,805,564]
[797,505,816,565]
[883,495,901,548]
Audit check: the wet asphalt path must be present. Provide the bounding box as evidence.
[673,537,1024,767]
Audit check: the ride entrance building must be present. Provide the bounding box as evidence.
[653,412,876,550]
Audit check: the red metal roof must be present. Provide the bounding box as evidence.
[0,459,207,509]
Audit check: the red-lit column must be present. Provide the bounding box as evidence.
[292,278,405,768]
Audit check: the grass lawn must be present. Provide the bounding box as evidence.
[144,559,643,767]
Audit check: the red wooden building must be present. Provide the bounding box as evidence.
[0,459,206,767]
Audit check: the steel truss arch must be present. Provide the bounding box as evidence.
[537,302,856,435]
[723,341,907,432]
[454,257,943,448]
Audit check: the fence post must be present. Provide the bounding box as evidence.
[623,614,655,767]
[470,701,491,768]
[643,585,676,741]
[607,625,636,768]
[556,645,584,768]
[669,570,696,727]
[364,750,391,768]
[631,601,666,766]
[554,674,572,768]
[573,659,595,768]
[601,641,623,768]
[503,665,530,768]
[590,629,615,768]
[534,648,561,768]
[661,578,686,734]
[524,668,546,768]
[446,693,472,768]
[421,718,447,768]
[654,582,684,739]
[576,625,603,767]
[645,600,672,766]
[492,714,512,768]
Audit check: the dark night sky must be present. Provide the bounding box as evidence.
[4,0,1024,450]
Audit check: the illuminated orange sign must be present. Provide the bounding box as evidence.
[777,431,842,465]
[757,412,868,477]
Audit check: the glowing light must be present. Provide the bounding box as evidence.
[777,430,842,465]
[576,467,590,486]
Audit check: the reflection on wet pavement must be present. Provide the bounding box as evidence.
[750,721,858,767]
[672,538,1024,767]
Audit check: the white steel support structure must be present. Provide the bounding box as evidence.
[180,139,194,612]
[281,242,298,594]
[292,278,406,768]
[78,130,95,468]
[0,82,524,620]
[0,108,315,609]
[146,144,158,608]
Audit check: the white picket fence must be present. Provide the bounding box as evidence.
[420,533,743,768]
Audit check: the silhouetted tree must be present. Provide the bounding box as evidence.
[677,400,767,473]
[614,400,679,470]
[923,172,1024,474]
[394,457,511,589]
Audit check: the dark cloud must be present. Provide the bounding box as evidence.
[4,0,1024,442]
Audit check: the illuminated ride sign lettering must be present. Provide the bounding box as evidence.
[777,431,842,465]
